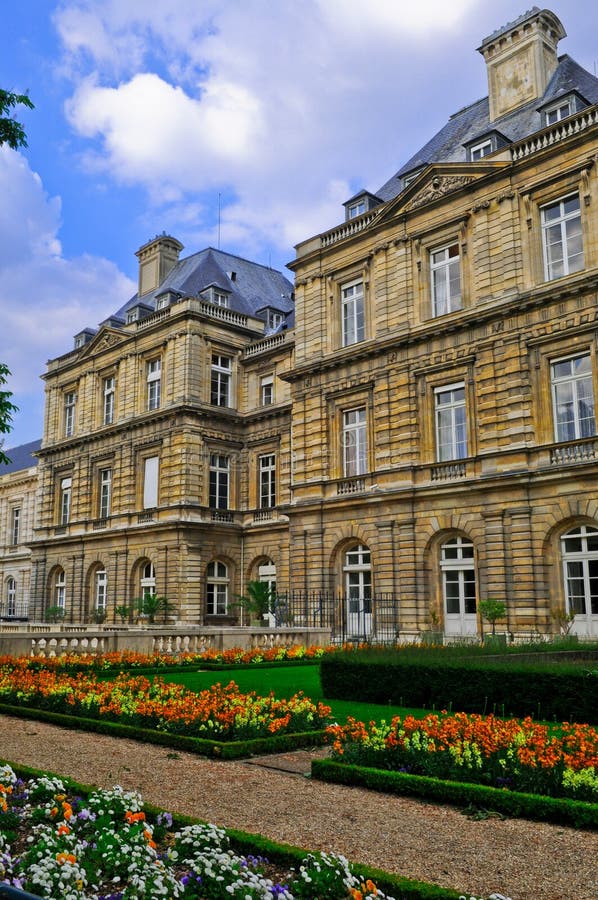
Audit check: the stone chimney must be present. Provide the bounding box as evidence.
[478,8,566,122]
[135,234,184,297]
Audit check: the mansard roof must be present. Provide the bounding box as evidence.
[375,54,598,203]
[115,247,294,323]
[2,439,41,474]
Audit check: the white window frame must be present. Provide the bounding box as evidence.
[206,561,228,615]
[210,354,232,407]
[143,456,159,509]
[435,383,467,461]
[11,507,20,546]
[342,407,367,477]
[103,376,115,425]
[55,570,66,610]
[140,562,156,599]
[551,353,596,443]
[259,453,276,509]
[440,537,477,635]
[341,279,365,347]
[209,454,229,510]
[348,200,366,219]
[99,468,112,518]
[60,477,72,525]
[431,243,462,316]
[561,525,598,635]
[469,139,493,160]
[211,289,229,308]
[6,577,17,617]
[95,569,107,613]
[260,375,274,406]
[64,392,76,437]
[541,194,584,281]
[147,359,161,411]
[545,100,572,125]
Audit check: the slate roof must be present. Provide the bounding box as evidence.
[1,439,41,474]
[114,247,294,330]
[375,54,598,204]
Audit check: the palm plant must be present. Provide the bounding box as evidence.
[135,594,176,624]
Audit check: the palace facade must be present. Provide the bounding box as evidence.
[2,8,598,640]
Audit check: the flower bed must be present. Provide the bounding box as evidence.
[0,645,338,675]
[0,665,330,743]
[0,764,397,899]
[326,712,598,802]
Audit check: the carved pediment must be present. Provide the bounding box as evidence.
[77,327,128,360]
[405,174,477,211]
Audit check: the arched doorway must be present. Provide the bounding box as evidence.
[440,536,477,637]
[561,524,598,637]
[343,543,372,639]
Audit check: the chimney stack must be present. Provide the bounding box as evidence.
[478,8,566,122]
[135,234,184,297]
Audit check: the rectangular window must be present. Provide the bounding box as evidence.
[341,280,365,347]
[55,571,66,610]
[209,454,230,509]
[470,139,493,160]
[64,392,76,437]
[545,101,572,125]
[431,243,461,316]
[261,375,274,406]
[103,376,115,425]
[435,384,467,461]
[348,200,366,219]
[99,468,112,518]
[147,359,161,410]
[342,408,367,476]
[11,508,20,545]
[259,454,276,509]
[210,354,232,407]
[143,456,159,509]
[551,354,596,442]
[541,194,584,280]
[211,289,229,307]
[60,476,72,525]
[95,570,107,612]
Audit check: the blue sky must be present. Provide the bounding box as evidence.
[2,0,597,449]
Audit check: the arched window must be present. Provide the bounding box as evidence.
[206,561,229,616]
[95,569,107,613]
[440,536,477,636]
[561,525,598,636]
[6,578,17,617]
[343,544,372,638]
[140,562,156,599]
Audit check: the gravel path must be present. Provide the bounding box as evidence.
[1,714,596,900]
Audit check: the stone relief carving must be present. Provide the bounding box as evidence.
[405,175,476,211]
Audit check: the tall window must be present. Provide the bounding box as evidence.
[259,454,276,509]
[140,562,155,599]
[6,578,17,617]
[541,195,584,280]
[60,477,72,525]
[206,561,228,615]
[341,280,365,346]
[211,355,232,406]
[55,569,66,610]
[11,507,20,545]
[435,384,467,461]
[103,376,115,425]
[147,359,161,410]
[143,456,159,509]
[209,454,229,509]
[342,408,367,477]
[440,537,477,634]
[561,525,598,622]
[344,544,372,638]
[261,375,274,406]
[431,243,461,316]
[551,354,596,443]
[95,570,107,613]
[64,392,76,437]
[99,468,112,518]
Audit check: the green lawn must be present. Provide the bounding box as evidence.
[162,664,425,724]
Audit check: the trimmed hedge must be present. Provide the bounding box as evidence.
[312,759,598,829]
[320,650,597,721]
[1,759,464,900]
[0,702,325,760]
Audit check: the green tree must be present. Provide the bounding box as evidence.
[0,364,18,466]
[479,598,507,637]
[0,88,34,150]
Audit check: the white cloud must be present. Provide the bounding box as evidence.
[0,147,135,444]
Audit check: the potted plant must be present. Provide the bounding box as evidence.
[235,580,275,626]
[45,605,65,625]
[114,604,132,625]
[479,598,507,647]
[422,604,443,645]
[135,594,177,625]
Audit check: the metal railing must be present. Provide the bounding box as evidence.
[274,591,400,643]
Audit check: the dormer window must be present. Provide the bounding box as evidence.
[469,139,493,161]
[348,200,366,219]
[545,99,572,125]
[269,311,284,329]
[539,92,587,128]
[127,308,140,324]
[156,296,169,310]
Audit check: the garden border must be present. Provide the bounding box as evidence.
[311,759,598,829]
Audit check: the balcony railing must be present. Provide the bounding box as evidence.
[510,104,598,161]
[337,477,366,495]
[253,509,274,522]
[550,438,597,465]
[211,509,234,523]
[244,332,288,358]
[93,518,108,530]
[431,460,467,481]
